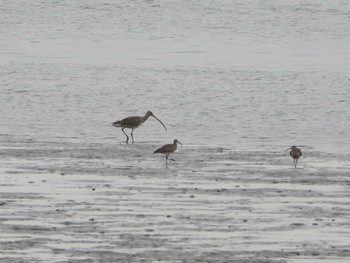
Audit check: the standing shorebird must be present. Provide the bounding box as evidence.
[285,146,302,168]
[154,139,182,163]
[113,111,167,143]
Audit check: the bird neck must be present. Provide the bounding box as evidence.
[142,114,151,123]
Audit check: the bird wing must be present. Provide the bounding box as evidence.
[154,144,176,154]
[119,116,142,128]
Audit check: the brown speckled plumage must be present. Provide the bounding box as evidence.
[286,146,302,168]
[154,139,182,163]
[113,111,167,143]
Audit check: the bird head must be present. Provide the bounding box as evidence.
[285,145,297,151]
[146,111,153,117]
[174,139,182,146]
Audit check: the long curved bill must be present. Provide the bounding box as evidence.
[177,140,183,146]
[285,147,292,151]
[153,115,167,132]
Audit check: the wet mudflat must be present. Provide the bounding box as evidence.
[2,0,350,262]
[0,138,349,262]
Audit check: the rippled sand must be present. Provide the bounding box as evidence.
[1,138,349,262]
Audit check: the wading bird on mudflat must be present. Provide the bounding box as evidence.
[285,146,302,168]
[113,111,167,143]
[154,139,182,163]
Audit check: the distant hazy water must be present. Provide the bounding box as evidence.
[1,0,350,153]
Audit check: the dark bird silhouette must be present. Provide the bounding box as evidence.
[285,146,302,168]
[154,139,182,163]
[113,111,167,143]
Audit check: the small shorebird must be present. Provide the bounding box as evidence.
[285,146,302,168]
[154,139,182,163]
[113,111,167,143]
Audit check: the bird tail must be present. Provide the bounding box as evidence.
[154,149,160,154]
[113,121,122,127]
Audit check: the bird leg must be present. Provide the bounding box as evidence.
[165,155,175,163]
[121,128,129,144]
[131,129,135,143]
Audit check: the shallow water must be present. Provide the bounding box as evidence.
[1,0,350,262]
[0,140,350,262]
[1,0,350,152]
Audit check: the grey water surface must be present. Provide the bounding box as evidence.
[1,1,350,262]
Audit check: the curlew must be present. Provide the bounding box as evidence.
[113,111,167,143]
[154,139,182,163]
[285,146,302,168]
